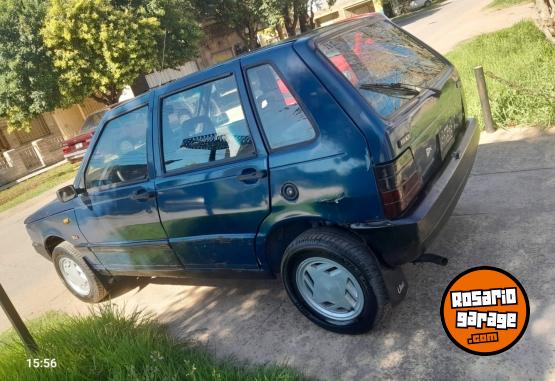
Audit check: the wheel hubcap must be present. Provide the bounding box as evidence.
[59,257,90,296]
[295,257,364,321]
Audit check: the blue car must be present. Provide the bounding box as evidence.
[25,14,479,334]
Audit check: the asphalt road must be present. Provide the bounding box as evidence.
[1,1,551,380]
[395,0,535,53]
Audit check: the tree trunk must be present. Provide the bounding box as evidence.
[308,0,316,29]
[282,6,297,37]
[295,0,309,33]
[536,0,555,43]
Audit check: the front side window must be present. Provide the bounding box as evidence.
[247,65,315,149]
[85,107,149,189]
[161,75,255,172]
[318,19,447,117]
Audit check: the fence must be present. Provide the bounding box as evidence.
[0,135,65,187]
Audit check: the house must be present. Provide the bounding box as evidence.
[132,19,248,95]
[0,99,105,187]
[1,19,247,187]
[314,0,376,27]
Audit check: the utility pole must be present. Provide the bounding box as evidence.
[474,66,496,133]
[0,283,37,353]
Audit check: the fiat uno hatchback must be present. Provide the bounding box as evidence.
[25,14,479,334]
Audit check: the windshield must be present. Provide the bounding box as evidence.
[317,19,447,117]
[80,110,107,133]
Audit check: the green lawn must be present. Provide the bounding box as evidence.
[0,305,312,381]
[487,0,531,9]
[447,21,555,129]
[0,162,79,213]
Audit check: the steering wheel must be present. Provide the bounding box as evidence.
[115,167,126,183]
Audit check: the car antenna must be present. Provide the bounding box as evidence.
[159,29,167,87]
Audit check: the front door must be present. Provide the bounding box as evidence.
[153,63,270,270]
[74,100,180,274]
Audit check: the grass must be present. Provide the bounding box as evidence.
[487,0,531,9]
[0,162,79,213]
[0,305,312,381]
[446,21,555,129]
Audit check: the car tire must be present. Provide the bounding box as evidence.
[281,228,388,334]
[425,0,432,6]
[52,241,109,303]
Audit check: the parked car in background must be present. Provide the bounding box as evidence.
[62,109,107,162]
[26,14,479,334]
[408,0,432,11]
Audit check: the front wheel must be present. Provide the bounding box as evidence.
[281,228,388,334]
[425,0,432,6]
[52,241,109,303]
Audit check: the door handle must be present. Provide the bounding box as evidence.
[237,168,268,183]
[130,188,156,201]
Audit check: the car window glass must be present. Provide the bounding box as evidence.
[85,107,148,189]
[161,75,255,172]
[247,65,315,149]
[318,20,446,117]
[80,110,106,133]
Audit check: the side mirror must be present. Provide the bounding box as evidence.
[56,185,81,203]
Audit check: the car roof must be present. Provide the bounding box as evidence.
[107,12,384,115]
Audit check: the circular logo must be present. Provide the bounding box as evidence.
[440,266,529,355]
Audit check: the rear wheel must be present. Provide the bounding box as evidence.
[281,228,388,334]
[52,241,109,303]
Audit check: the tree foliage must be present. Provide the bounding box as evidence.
[43,0,202,106]
[194,0,269,50]
[268,0,331,37]
[0,0,61,131]
[535,0,555,43]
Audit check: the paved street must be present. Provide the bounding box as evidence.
[1,1,552,380]
[395,0,535,53]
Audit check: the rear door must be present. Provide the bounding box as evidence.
[153,61,270,270]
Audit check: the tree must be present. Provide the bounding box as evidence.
[0,0,62,131]
[536,0,555,43]
[43,0,202,106]
[194,0,269,51]
[268,0,331,37]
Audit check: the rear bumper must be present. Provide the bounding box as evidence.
[351,118,480,266]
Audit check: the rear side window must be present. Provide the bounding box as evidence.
[85,107,148,189]
[247,65,315,149]
[161,75,255,172]
[318,19,447,117]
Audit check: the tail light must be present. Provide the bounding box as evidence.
[374,149,423,219]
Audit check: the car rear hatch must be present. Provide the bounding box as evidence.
[316,14,466,219]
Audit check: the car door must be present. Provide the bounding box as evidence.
[153,62,270,270]
[74,96,181,274]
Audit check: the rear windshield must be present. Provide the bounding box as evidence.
[80,110,107,133]
[317,19,447,118]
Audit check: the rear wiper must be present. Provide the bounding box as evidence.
[359,82,442,98]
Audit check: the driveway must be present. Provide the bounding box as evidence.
[3,128,554,380]
[395,0,536,53]
[2,2,554,380]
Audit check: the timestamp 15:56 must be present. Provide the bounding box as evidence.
[27,358,57,368]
